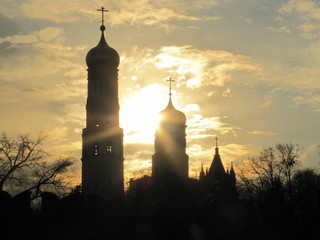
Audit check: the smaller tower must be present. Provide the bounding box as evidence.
[199,163,205,181]
[229,162,236,182]
[228,161,237,190]
[207,137,226,183]
[199,138,238,199]
[152,78,189,182]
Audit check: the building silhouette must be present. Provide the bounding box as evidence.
[129,89,237,200]
[199,138,237,200]
[81,8,236,201]
[2,7,320,240]
[81,13,124,200]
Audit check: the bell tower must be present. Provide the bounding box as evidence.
[81,7,124,200]
[152,78,189,182]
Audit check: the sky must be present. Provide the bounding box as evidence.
[0,0,320,186]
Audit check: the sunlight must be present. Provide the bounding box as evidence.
[120,84,168,144]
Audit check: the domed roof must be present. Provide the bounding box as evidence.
[86,26,120,68]
[159,97,186,124]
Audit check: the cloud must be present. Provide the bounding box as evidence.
[280,0,320,19]
[123,143,153,181]
[297,23,320,38]
[222,88,232,97]
[279,0,320,38]
[262,100,273,108]
[0,0,99,23]
[0,25,88,165]
[301,143,319,168]
[183,104,200,113]
[248,130,278,136]
[46,126,69,144]
[0,27,86,99]
[267,26,291,34]
[187,114,239,139]
[0,27,65,44]
[153,45,262,88]
[290,93,320,111]
[120,45,261,101]
[0,0,219,28]
[268,41,320,111]
[55,103,85,126]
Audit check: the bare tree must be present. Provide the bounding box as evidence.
[276,143,302,199]
[249,146,281,192]
[0,132,74,198]
[238,143,302,201]
[27,158,74,200]
[0,133,46,191]
[237,168,256,202]
[292,168,320,206]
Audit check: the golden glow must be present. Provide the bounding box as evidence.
[121,84,167,143]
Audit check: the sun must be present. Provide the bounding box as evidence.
[120,84,168,144]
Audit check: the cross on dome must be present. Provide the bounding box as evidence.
[166,77,175,96]
[97,6,109,26]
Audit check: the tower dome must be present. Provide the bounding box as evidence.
[86,25,120,68]
[159,97,186,124]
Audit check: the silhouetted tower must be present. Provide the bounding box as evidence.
[199,163,205,181]
[207,137,226,182]
[229,161,236,185]
[199,138,238,199]
[152,78,189,181]
[81,7,124,200]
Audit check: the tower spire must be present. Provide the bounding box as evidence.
[215,136,220,155]
[97,6,109,26]
[166,77,175,96]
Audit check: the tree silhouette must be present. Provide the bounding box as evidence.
[276,142,301,199]
[239,143,302,199]
[0,132,74,199]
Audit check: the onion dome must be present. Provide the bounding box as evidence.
[159,97,186,124]
[86,25,120,68]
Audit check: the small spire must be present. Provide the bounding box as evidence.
[230,161,235,176]
[199,163,205,179]
[215,136,219,155]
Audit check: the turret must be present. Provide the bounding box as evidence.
[207,137,226,183]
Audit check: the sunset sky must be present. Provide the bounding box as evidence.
[1,0,319,185]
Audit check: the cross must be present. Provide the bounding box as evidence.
[215,136,219,147]
[166,77,175,96]
[97,6,109,26]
